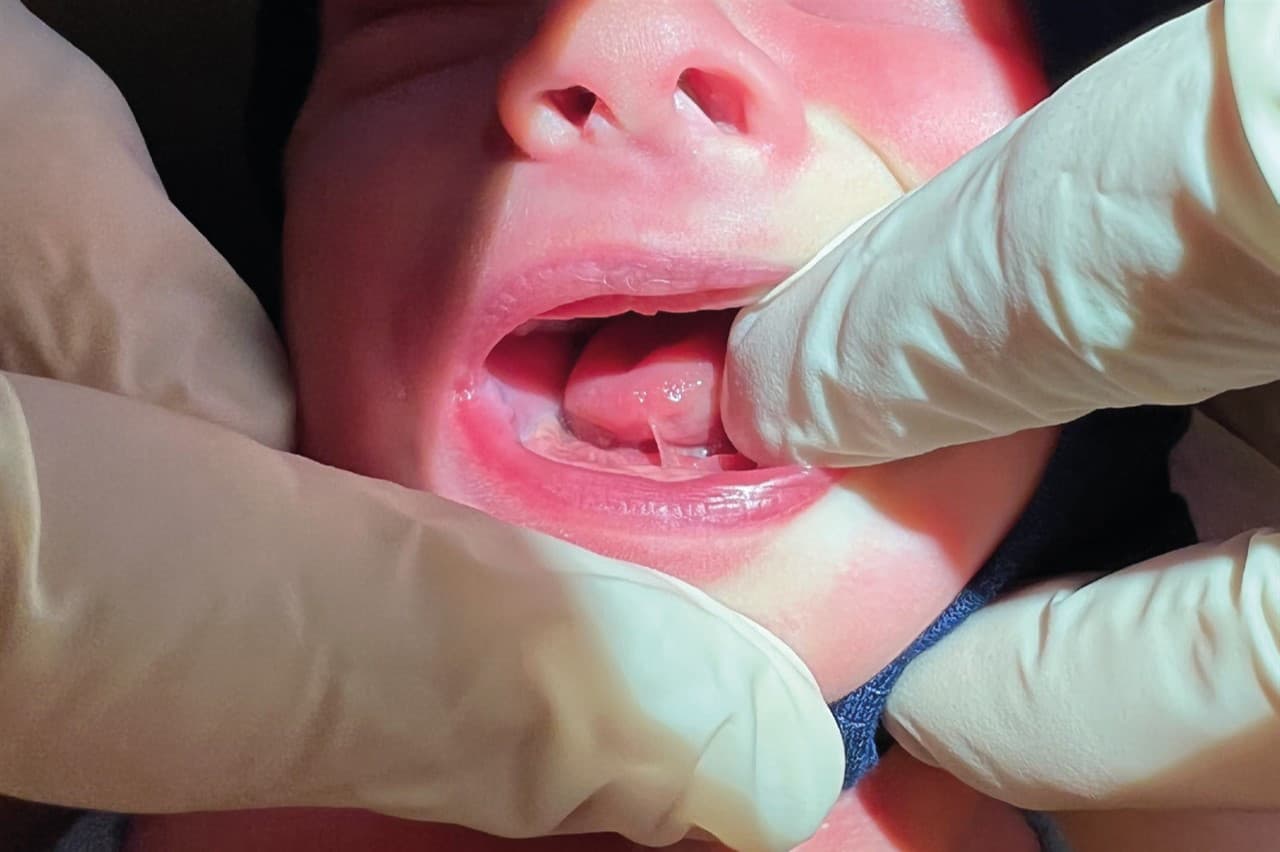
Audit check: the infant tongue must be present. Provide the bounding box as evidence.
[563,310,735,453]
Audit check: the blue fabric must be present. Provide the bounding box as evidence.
[831,406,1197,788]
[50,811,128,852]
[1024,811,1075,852]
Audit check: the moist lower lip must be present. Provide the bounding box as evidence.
[453,384,834,529]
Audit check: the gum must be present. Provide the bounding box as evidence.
[526,418,754,480]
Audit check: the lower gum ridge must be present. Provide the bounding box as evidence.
[523,419,750,482]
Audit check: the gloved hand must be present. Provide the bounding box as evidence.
[0,4,842,850]
[883,529,1280,811]
[722,0,1280,811]
[0,373,841,850]
[723,0,1279,470]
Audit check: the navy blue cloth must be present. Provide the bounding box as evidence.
[831,406,1197,788]
[49,812,128,852]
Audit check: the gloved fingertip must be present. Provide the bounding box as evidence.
[879,705,938,771]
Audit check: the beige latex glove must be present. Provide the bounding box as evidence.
[0,4,842,849]
[723,0,1280,470]
[885,529,1280,811]
[722,0,1280,812]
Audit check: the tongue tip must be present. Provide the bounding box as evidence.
[564,309,735,456]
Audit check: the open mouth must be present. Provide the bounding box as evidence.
[444,257,835,553]
[484,299,757,482]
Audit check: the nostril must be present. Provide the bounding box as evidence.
[676,69,749,134]
[545,85,599,128]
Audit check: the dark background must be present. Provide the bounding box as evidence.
[24,0,1203,310]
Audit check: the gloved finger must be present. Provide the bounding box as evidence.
[0,372,842,851]
[0,0,292,448]
[723,0,1280,468]
[1227,0,1280,204]
[882,529,1280,811]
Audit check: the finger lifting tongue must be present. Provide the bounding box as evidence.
[563,311,736,455]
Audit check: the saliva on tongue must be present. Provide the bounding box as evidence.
[562,310,752,471]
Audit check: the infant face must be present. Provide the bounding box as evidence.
[127,3,1056,851]
[283,0,1054,702]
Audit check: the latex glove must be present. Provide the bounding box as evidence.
[883,529,1280,811]
[719,0,1280,815]
[0,5,842,850]
[0,373,841,849]
[722,0,1280,469]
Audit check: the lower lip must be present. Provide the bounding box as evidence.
[447,382,835,580]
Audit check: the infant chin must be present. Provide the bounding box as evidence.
[426,286,1058,698]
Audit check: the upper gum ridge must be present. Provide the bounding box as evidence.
[493,255,789,328]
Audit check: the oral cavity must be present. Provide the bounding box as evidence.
[483,309,756,480]
[565,310,734,455]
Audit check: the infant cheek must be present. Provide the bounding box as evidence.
[796,749,1039,852]
[797,560,982,699]
[695,487,981,702]
[729,553,968,702]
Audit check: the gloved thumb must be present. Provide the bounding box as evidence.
[0,372,844,851]
[721,210,887,468]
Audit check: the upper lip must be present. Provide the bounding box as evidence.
[471,248,794,364]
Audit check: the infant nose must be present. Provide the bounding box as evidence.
[498,0,805,159]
